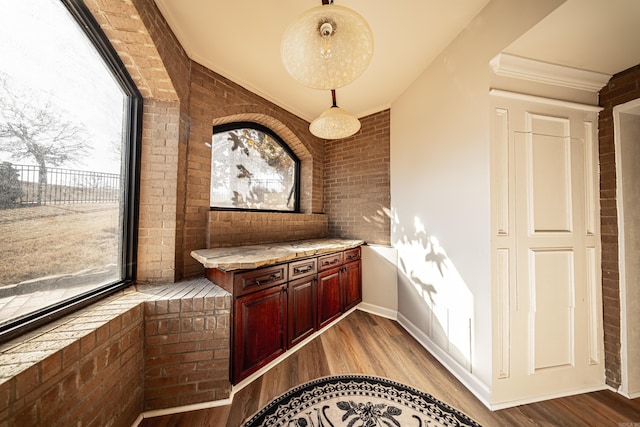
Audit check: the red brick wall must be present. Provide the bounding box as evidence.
[143,283,231,410]
[207,211,327,248]
[324,110,391,245]
[0,298,145,426]
[85,0,191,283]
[183,64,326,277]
[0,281,231,425]
[598,63,640,388]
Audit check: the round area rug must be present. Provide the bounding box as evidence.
[243,374,482,427]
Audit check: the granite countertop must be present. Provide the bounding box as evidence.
[191,238,365,271]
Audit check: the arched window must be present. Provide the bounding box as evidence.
[0,0,141,341]
[211,122,300,212]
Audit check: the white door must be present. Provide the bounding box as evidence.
[491,93,605,406]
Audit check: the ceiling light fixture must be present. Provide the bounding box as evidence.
[309,90,361,139]
[281,0,374,90]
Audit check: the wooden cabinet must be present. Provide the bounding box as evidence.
[287,257,318,348]
[317,248,362,328]
[209,245,362,384]
[343,259,362,311]
[317,267,343,329]
[233,284,287,382]
[288,276,316,347]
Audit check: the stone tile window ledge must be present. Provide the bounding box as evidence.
[0,278,231,426]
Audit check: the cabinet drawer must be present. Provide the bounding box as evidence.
[343,247,361,263]
[318,252,343,271]
[234,264,288,296]
[289,257,317,280]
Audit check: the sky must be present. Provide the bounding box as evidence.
[0,0,124,174]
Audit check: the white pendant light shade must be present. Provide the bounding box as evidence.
[281,4,373,90]
[309,106,361,139]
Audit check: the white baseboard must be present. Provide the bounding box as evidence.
[396,312,492,409]
[615,388,640,400]
[131,413,144,427]
[357,302,397,320]
[489,384,609,410]
[135,397,233,424]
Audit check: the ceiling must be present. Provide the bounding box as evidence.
[153,0,640,122]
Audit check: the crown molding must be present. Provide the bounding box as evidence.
[490,53,611,92]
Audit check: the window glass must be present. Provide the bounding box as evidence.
[0,0,139,336]
[211,124,299,211]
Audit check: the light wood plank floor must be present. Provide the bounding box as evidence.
[140,310,640,426]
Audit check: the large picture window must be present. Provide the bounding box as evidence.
[211,123,300,212]
[0,0,141,340]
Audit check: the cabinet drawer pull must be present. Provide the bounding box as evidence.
[256,274,278,286]
[294,266,313,274]
[323,259,339,266]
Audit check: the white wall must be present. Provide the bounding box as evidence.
[361,245,398,319]
[617,108,640,398]
[389,0,565,401]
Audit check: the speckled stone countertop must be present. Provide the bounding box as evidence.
[191,238,365,271]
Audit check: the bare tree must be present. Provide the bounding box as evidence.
[0,74,90,204]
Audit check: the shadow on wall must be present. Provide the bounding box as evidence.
[362,204,392,226]
[394,214,474,372]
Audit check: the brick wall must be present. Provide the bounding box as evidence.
[598,63,640,388]
[207,211,328,248]
[324,110,391,245]
[183,63,326,277]
[0,292,145,426]
[143,280,231,410]
[137,99,183,283]
[0,280,231,425]
[85,0,192,283]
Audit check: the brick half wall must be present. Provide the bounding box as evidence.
[0,279,232,425]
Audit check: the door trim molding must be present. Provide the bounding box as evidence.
[489,89,603,112]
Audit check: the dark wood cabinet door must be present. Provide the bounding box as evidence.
[317,267,343,329]
[343,260,362,311]
[287,276,316,348]
[233,284,287,383]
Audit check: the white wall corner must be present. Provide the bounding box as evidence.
[490,53,611,92]
[361,245,398,313]
[397,312,492,409]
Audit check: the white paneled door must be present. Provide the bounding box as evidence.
[491,93,605,406]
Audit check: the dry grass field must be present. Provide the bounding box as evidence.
[0,203,120,286]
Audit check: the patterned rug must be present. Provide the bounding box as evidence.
[243,374,482,427]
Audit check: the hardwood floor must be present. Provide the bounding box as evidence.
[140,310,640,426]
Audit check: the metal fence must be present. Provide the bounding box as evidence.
[0,163,120,209]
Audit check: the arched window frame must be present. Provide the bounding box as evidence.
[211,122,301,213]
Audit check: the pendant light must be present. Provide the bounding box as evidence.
[309,90,361,139]
[281,0,373,90]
